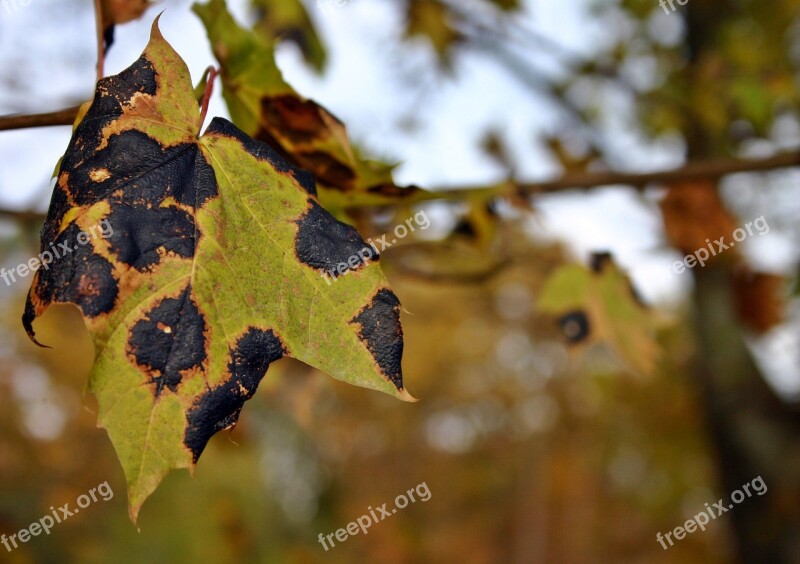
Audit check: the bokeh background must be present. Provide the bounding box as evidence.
[0,0,799,562]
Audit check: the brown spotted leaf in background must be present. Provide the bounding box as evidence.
[194,0,426,210]
[24,18,412,522]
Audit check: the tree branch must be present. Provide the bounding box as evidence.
[0,106,81,132]
[0,110,797,219]
[522,151,800,193]
[0,208,45,223]
[435,151,800,200]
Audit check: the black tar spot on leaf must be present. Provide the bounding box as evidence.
[128,286,207,397]
[26,223,118,323]
[294,199,377,273]
[107,204,195,271]
[43,56,158,246]
[184,327,285,460]
[558,310,590,343]
[350,289,404,390]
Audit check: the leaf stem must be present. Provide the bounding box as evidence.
[199,67,219,130]
[94,0,105,81]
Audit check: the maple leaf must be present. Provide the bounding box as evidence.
[23,18,413,522]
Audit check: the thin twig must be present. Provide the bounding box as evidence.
[514,151,800,194]
[0,208,45,223]
[0,106,81,131]
[417,152,800,203]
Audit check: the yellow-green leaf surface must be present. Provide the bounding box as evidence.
[24,19,412,522]
[537,255,660,376]
[193,0,426,210]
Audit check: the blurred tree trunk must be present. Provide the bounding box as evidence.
[686,3,800,562]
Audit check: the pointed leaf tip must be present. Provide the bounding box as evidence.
[150,11,165,35]
[398,388,418,403]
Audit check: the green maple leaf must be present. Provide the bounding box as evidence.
[23,18,413,522]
